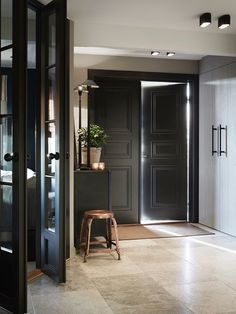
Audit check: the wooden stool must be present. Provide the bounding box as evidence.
[79,209,121,262]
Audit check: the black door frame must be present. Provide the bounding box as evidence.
[40,0,67,283]
[28,0,70,268]
[0,1,27,312]
[89,69,199,223]
[27,0,43,270]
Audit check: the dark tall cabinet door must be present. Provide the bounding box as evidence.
[94,79,139,223]
[0,1,27,313]
[141,84,187,221]
[40,0,67,283]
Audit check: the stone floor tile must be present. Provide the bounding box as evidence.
[164,280,236,314]
[92,273,192,313]
[79,254,142,278]
[31,289,113,314]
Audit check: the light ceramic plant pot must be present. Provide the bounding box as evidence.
[82,147,102,165]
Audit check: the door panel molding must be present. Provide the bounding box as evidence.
[103,140,132,159]
[151,141,177,159]
[151,165,179,209]
[109,166,132,211]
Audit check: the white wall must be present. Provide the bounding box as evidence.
[73,53,199,109]
[74,21,236,58]
[74,53,199,82]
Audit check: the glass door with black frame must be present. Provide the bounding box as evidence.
[0,0,27,313]
[40,0,67,283]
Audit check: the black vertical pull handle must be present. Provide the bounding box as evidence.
[212,125,218,156]
[220,125,227,156]
[225,125,228,157]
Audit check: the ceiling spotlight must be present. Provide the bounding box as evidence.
[218,14,230,29]
[151,51,160,56]
[199,12,211,28]
[166,52,175,57]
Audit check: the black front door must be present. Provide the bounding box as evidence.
[40,0,67,283]
[0,1,27,313]
[141,83,187,221]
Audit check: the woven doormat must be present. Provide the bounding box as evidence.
[112,223,214,240]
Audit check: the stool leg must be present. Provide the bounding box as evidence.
[79,217,85,250]
[106,218,112,248]
[84,218,93,262]
[111,218,121,260]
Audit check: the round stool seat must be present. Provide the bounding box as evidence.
[84,209,114,220]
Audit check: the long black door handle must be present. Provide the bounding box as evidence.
[212,125,218,156]
[219,125,227,156]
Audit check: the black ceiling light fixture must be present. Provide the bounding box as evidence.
[199,12,211,28]
[218,14,230,29]
[151,51,160,56]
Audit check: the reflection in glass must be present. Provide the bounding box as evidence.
[0,75,7,114]
[1,47,12,70]
[28,8,36,69]
[0,185,12,253]
[0,117,13,179]
[1,49,12,113]
[48,13,56,66]
[0,0,13,255]
[47,67,56,120]
[45,177,55,232]
[46,122,56,174]
[1,0,12,48]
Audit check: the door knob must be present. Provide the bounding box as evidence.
[47,152,60,160]
[4,152,18,162]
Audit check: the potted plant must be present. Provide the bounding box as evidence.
[78,124,108,165]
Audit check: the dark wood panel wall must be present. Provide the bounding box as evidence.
[93,79,140,223]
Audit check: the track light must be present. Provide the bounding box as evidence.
[166,52,175,57]
[199,13,211,28]
[218,14,230,29]
[151,51,160,56]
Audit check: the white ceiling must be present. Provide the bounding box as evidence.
[68,0,236,34]
[74,47,204,60]
[42,0,236,59]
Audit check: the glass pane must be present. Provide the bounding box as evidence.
[48,13,56,66]
[28,8,36,69]
[0,54,13,114]
[1,47,12,70]
[1,0,12,48]
[0,184,12,253]
[45,122,56,175]
[46,67,56,121]
[45,176,55,232]
[0,117,13,181]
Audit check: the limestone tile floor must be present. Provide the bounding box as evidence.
[28,224,236,314]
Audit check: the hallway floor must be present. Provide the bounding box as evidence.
[28,224,236,314]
